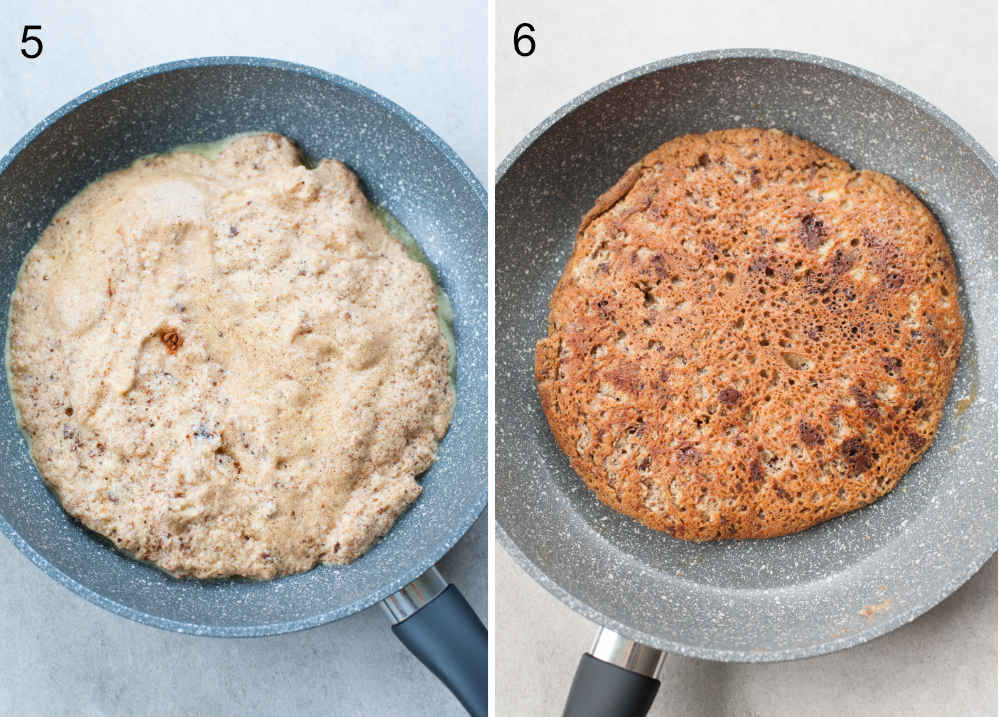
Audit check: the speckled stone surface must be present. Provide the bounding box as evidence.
[0,57,486,635]
[496,49,996,661]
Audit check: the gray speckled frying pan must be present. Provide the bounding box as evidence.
[0,58,486,715]
[496,49,996,714]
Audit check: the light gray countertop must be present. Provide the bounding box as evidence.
[0,1,485,715]
[495,0,997,715]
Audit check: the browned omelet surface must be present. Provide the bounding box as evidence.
[535,128,962,540]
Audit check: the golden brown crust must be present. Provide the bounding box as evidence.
[536,128,963,541]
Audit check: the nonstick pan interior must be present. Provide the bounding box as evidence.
[0,58,487,636]
[496,50,996,661]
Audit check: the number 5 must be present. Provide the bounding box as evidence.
[21,25,42,59]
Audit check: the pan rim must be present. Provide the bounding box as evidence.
[496,47,996,662]
[497,47,997,180]
[0,56,487,637]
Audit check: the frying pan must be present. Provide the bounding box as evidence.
[496,49,996,715]
[0,58,486,715]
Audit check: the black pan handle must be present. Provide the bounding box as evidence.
[563,627,664,717]
[383,567,487,717]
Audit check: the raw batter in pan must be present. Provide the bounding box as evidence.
[7,133,454,579]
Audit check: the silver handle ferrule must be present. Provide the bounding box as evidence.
[380,566,448,623]
[590,627,665,678]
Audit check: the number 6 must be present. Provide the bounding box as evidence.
[514,23,535,57]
